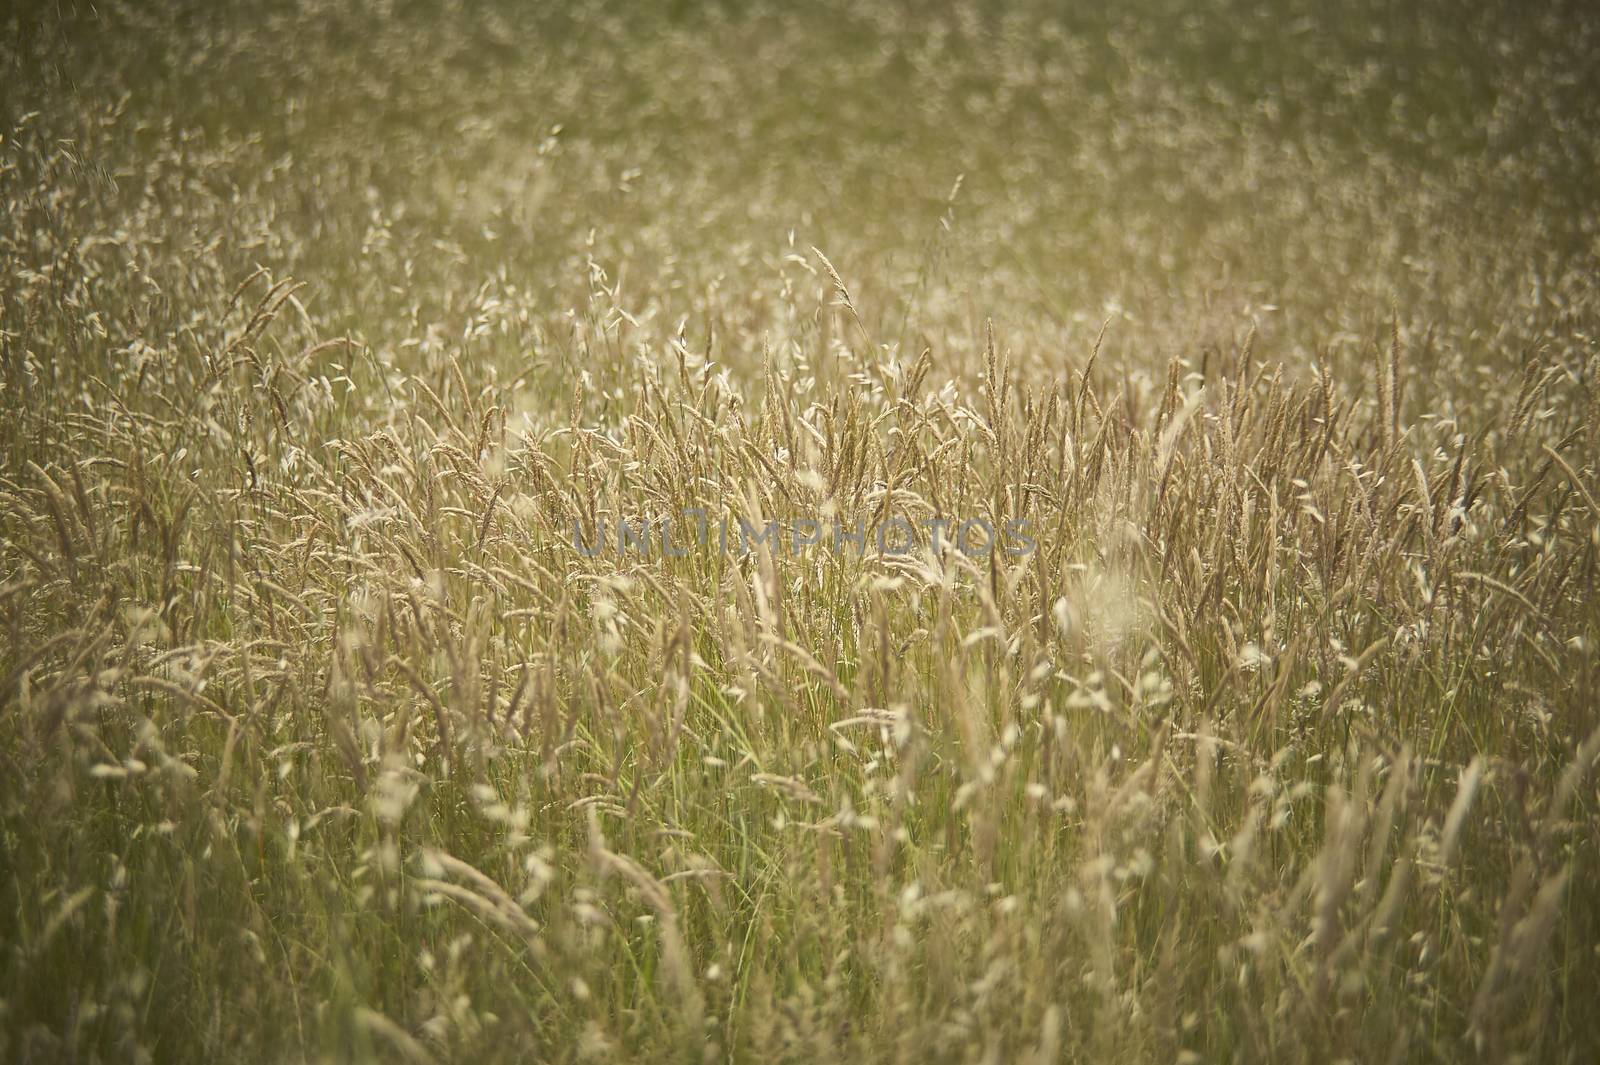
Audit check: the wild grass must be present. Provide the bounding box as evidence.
[3,0,1599,1061]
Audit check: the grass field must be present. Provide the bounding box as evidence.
[4,0,1600,1061]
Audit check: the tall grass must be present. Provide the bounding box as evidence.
[3,0,1599,1061]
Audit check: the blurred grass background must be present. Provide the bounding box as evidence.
[8,0,1597,376]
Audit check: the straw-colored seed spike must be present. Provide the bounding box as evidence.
[1438,758,1485,870]
[354,1009,437,1065]
[1508,866,1571,974]
[1586,353,1600,453]
[1376,336,1394,451]
[907,346,933,400]
[1156,356,1182,434]
[224,265,271,319]
[812,245,871,348]
[1389,310,1404,442]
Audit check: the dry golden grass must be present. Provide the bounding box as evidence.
[3,1,1599,1062]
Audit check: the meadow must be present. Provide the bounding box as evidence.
[3,0,1599,1061]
